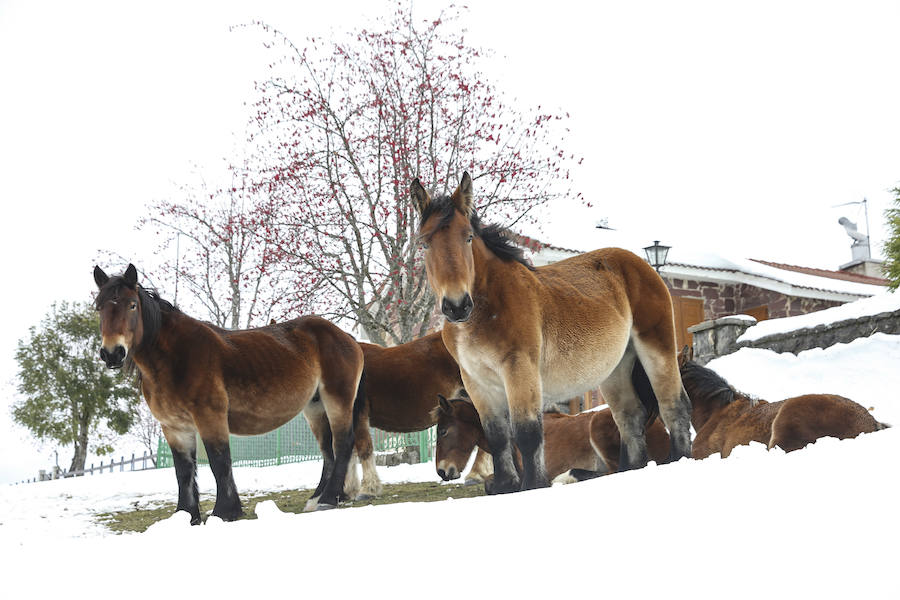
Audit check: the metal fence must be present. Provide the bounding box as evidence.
[156,414,436,469]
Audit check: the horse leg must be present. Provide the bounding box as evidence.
[194,413,243,522]
[502,356,549,491]
[601,352,651,471]
[464,447,493,485]
[302,402,335,512]
[353,409,383,499]
[343,452,361,500]
[163,425,201,525]
[316,386,358,509]
[632,336,693,462]
[470,396,519,495]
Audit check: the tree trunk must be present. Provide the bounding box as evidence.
[69,419,89,473]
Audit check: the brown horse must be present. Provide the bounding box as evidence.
[337,332,491,500]
[93,264,365,523]
[412,173,692,492]
[678,347,890,458]
[433,396,671,483]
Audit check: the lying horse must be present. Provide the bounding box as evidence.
[337,332,492,501]
[433,395,671,483]
[94,264,365,522]
[678,347,890,458]
[413,173,692,493]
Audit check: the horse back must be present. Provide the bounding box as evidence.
[769,394,883,452]
[218,316,362,434]
[360,332,463,432]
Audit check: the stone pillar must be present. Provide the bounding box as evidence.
[688,315,757,365]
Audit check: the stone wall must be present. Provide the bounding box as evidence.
[664,276,842,320]
[688,306,900,363]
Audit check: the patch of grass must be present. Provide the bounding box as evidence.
[95,481,485,534]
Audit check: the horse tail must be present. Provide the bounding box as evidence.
[631,358,659,427]
[352,368,367,432]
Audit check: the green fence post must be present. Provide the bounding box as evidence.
[276,427,282,466]
[419,429,428,463]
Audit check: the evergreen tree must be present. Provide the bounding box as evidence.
[884,187,900,291]
[12,301,141,473]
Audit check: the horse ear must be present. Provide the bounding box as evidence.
[93,265,109,289]
[123,264,138,288]
[451,172,473,217]
[410,178,431,215]
[438,394,452,413]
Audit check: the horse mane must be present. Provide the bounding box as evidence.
[95,275,178,381]
[679,360,738,407]
[419,194,535,271]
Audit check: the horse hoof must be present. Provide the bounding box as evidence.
[315,503,337,511]
[212,509,245,522]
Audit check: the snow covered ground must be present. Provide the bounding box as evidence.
[2,334,898,598]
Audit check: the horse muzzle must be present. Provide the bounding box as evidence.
[99,345,127,369]
[437,465,460,481]
[441,294,473,323]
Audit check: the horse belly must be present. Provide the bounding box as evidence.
[539,342,626,405]
[226,385,316,436]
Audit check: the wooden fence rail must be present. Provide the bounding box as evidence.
[13,451,159,485]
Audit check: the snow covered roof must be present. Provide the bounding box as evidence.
[522,226,887,302]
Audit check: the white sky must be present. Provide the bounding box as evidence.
[1,0,899,484]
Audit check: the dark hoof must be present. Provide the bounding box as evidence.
[212,508,245,522]
[484,476,520,495]
[190,515,202,526]
[316,503,337,511]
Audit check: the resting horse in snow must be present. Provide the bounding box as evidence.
[433,395,671,484]
[678,347,890,458]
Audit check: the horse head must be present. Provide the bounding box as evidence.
[411,173,477,323]
[93,264,143,369]
[432,393,484,481]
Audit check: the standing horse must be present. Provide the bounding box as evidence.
[412,173,692,493]
[336,332,492,501]
[93,264,365,523]
[433,396,671,483]
[678,347,889,458]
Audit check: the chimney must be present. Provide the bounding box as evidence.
[838,216,885,278]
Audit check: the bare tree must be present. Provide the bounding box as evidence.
[139,162,322,328]
[240,3,579,345]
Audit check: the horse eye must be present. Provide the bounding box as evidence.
[420,242,430,250]
[129,302,137,311]
[466,234,473,243]
[438,427,447,438]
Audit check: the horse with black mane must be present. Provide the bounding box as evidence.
[412,173,692,493]
[678,347,889,458]
[93,264,365,523]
